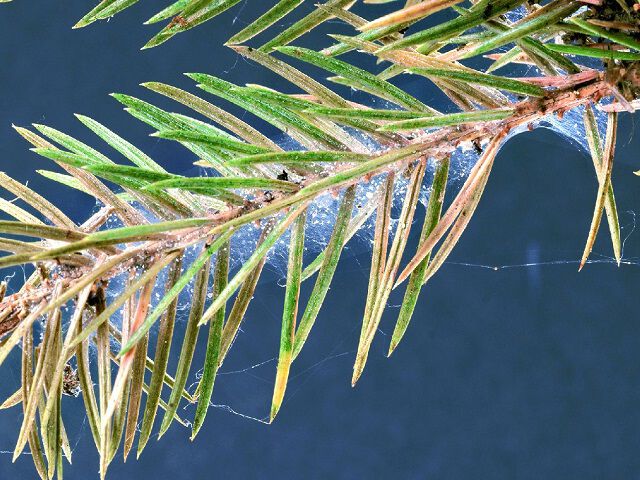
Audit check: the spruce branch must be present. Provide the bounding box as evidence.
[2,1,640,477]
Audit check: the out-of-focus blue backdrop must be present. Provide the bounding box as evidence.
[1,2,640,478]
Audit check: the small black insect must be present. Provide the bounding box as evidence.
[472,139,483,155]
[87,282,107,309]
[277,170,289,181]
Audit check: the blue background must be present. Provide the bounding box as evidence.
[1,2,640,478]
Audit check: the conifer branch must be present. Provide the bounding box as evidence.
[2,1,640,477]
